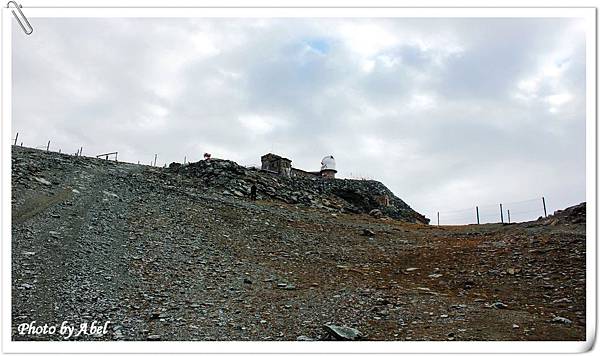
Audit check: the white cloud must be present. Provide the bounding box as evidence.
[238,115,286,135]
[361,59,375,73]
[408,93,436,111]
[338,23,398,57]
[517,79,539,95]
[545,93,573,106]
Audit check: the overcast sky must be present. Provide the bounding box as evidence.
[12,17,586,223]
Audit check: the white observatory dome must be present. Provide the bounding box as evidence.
[321,155,337,172]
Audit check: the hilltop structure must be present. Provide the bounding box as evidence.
[260,153,337,179]
[320,155,337,179]
[167,152,428,224]
[260,153,292,177]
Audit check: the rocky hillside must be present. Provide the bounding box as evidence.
[11,146,586,342]
[540,202,586,225]
[167,159,429,224]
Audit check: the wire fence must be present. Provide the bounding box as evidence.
[13,131,250,168]
[10,132,556,227]
[435,197,548,226]
[13,132,155,166]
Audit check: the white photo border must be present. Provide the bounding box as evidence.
[1,3,596,354]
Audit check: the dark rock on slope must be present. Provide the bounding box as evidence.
[548,202,586,225]
[168,158,429,224]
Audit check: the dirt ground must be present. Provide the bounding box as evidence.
[11,147,586,341]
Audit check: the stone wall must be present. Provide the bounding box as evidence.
[291,167,320,178]
[261,154,291,177]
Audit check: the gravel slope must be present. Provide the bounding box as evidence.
[11,146,586,341]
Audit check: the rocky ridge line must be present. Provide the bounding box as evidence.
[168,159,429,224]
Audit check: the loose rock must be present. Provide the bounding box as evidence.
[323,324,363,341]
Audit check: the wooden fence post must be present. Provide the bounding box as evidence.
[437,212,440,226]
[96,152,117,161]
[542,197,547,217]
[46,140,50,151]
[14,132,18,146]
[500,204,504,223]
[476,206,480,224]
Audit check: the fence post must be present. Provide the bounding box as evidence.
[14,132,18,146]
[115,152,118,162]
[154,154,157,167]
[184,155,186,164]
[476,206,480,224]
[80,146,83,156]
[542,197,547,217]
[500,203,504,223]
[437,212,440,226]
[508,209,511,223]
[46,140,50,152]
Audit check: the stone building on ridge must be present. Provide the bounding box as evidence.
[260,153,337,179]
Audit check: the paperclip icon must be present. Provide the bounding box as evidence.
[7,1,33,35]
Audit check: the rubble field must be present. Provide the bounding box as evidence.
[11,146,586,341]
